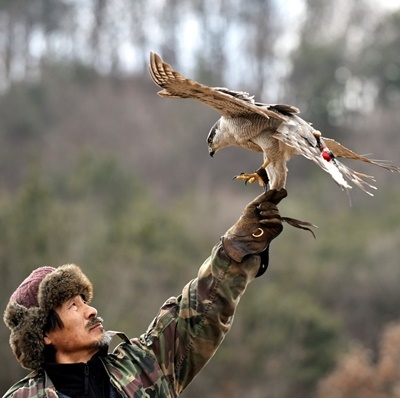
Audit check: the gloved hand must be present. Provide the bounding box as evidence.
[221,189,287,263]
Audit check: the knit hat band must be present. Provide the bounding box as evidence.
[10,267,56,309]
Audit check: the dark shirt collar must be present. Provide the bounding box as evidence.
[43,348,110,398]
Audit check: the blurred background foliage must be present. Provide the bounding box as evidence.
[0,0,400,397]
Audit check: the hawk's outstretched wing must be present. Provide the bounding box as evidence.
[149,52,291,122]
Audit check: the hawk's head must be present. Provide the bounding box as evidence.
[207,120,219,157]
[207,119,231,157]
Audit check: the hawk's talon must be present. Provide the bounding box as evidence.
[234,172,265,187]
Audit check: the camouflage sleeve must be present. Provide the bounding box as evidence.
[140,240,261,395]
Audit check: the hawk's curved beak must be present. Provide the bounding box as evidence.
[209,148,215,157]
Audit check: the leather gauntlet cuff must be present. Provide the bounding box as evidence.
[221,233,270,263]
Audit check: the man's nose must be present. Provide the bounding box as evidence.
[85,304,98,318]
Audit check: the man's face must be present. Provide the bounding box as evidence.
[44,295,106,363]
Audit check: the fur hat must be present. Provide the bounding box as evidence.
[3,264,93,370]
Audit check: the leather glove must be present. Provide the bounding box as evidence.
[221,189,287,263]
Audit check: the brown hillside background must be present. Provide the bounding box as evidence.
[1,1,400,397]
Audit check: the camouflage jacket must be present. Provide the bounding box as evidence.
[3,242,261,398]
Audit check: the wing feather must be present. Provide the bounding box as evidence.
[262,103,300,115]
[149,52,287,122]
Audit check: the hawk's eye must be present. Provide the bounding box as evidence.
[208,137,213,144]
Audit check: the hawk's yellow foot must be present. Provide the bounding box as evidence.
[234,172,266,187]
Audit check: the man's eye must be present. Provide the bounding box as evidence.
[68,301,78,309]
[80,294,87,304]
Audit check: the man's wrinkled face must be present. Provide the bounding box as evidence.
[44,295,107,363]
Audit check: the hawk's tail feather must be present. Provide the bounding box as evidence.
[362,159,400,173]
[322,137,400,173]
[322,159,352,191]
[274,123,383,196]
[333,159,377,196]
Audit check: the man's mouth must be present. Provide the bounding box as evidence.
[87,317,104,331]
[90,322,102,330]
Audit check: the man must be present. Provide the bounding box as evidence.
[3,188,287,398]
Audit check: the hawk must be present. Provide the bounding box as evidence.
[149,52,399,195]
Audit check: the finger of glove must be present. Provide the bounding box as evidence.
[257,201,279,213]
[258,203,281,219]
[246,189,280,208]
[247,188,287,212]
[259,219,283,229]
[259,215,281,226]
[268,188,288,205]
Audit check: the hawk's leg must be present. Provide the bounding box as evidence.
[234,160,270,189]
